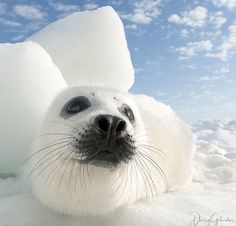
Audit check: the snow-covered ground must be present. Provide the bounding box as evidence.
[192,119,236,154]
[0,119,235,226]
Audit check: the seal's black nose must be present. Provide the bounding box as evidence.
[94,114,127,137]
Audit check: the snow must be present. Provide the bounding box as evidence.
[0,42,67,174]
[0,119,235,226]
[192,118,236,153]
[192,119,236,184]
[29,6,134,91]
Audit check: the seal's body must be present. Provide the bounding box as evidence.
[29,86,195,216]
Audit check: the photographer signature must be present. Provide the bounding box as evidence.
[189,212,234,226]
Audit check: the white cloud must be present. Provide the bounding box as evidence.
[83,3,98,10]
[121,0,161,25]
[0,17,21,27]
[126,24,138,30]
[208,94,228,102]
[206,65,230,75]
[110,1,123,6]
[0,2,7,15]
[168,6,208,28]
[207,21,236,60]
[198,65,229,82]
[217,65,230,73]
[134,67,144,74]
[190,91,227,103]
[209,11,227,29]
[180,29,189,37]
[13,4,46,20]
[187,64,197,69]
[125,10,152,24]
[212,0,236,10]
[48,1,79,13]
[199,75,221,81]
[175,40,213,59]
[26,21,46,31]
[146,59,159,65]
[168,7,226,39]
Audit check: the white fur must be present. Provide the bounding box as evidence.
[29,86,195,216]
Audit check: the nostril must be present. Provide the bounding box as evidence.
[116,120,126,133]
[98,117,109,132]
[95,115,126,136]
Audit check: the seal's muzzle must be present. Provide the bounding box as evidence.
[76,114,135,168]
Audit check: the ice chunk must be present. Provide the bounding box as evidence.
[0,41,67,174]
[29,6,134,91]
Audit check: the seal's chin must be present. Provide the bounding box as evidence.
[91,150,120,168]
[79,149,121,169]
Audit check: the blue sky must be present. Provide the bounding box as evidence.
[0,0,236,122]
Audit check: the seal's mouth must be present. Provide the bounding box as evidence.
[79,149,120,168]
[96,149,114,159]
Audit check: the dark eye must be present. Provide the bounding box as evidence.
[64,96,91,114]
[120,104,135,122]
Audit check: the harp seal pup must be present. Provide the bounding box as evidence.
[29,86,195,216]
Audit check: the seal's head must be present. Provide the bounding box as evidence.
[29,86,195,216]
[29,86,155,216]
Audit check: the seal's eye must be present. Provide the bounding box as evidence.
[64,96,91,114]
[120,104,135,122]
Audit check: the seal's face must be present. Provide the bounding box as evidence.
[30,86,148,216]
[60,94,136,168]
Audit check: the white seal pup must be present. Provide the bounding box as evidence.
[29,86,195,216]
